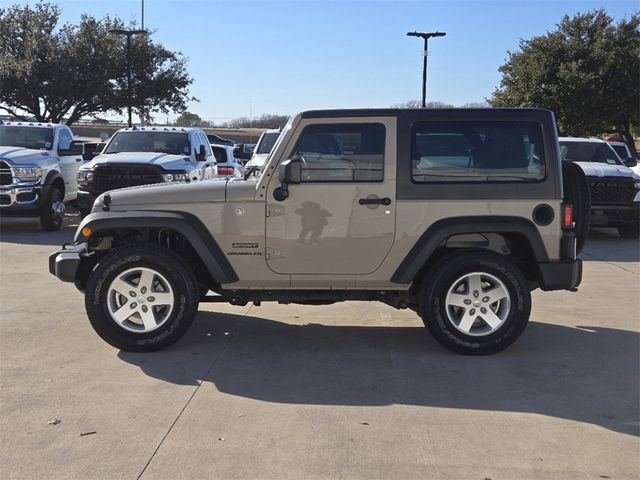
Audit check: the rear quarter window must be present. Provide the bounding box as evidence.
[411,122,546,183]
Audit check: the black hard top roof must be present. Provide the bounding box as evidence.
[300,107,553,119]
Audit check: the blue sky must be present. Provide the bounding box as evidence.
[13,0,638,123]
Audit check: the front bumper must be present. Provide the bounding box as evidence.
[590,203,639,227]
[0,183,46,215]
[49,243,89,283]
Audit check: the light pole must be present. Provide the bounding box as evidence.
[406,31,446,108]
[109,28,147,127]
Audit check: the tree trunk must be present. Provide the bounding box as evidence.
[621,120,638,158]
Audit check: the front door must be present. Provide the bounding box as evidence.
[265,118,396,275]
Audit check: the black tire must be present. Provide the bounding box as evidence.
[419,250,531,355]
[618,221,640,239]
[84,244,199,352]
[562,160,591,253]
[39,187,64,231]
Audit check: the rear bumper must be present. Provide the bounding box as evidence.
[49,243,88,282]
[538,259,582,291]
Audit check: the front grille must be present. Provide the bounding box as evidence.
[0,161,12,186]
[92,165,164,192]
[587,177,636,204]
[0,194,10,205]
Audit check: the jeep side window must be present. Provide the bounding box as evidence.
[291,123,385,182]
[411,122,545,182]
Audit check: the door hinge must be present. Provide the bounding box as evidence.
[266,247,286,260]
[266,204,285,217]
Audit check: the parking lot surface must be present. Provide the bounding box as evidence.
[1,214,638,480]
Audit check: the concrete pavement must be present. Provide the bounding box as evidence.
[1,216,638,479]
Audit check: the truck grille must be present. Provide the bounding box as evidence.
[92,165,164,192]
[587,177,636,204]
[0,161,12,186]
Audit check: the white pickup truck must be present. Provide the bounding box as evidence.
[0,121,84,231]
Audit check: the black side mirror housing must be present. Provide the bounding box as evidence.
[273,159,302,201]
[279,158,302,184]
[195,144,206,161]
[58,143,83,156]
[623,156,638,168]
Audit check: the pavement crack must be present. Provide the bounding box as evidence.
[136,338,234,480]
[581,251,638,275]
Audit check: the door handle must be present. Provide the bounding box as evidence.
[76,158,82,162]
[359,197,391,206]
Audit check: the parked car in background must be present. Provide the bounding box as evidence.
[608,141,639,175]
[206,133,234,146]
[232,143,256,163]
[211,143,243,178]
[0,121,83,230]
[245,129,281,168]
[76,126,217,215]
[560,137,640,238]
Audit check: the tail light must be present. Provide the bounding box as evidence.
[218,166,234,176]
[562,204,573,229]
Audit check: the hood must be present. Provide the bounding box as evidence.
[245,153,269,168]
[0,146,54,165]
[94,177,230,211]
[86,152,192,170]
[573,161,639,179]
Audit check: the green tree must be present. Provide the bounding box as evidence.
[0,2,194,125]
[491,9,639,155]
[174,111,203,127]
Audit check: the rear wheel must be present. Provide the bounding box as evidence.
[39,187,65,231]
[562,160,591,253]
[84,244,199,352]
[419,251,531,355]
[618,221,640,239]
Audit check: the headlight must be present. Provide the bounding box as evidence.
[77,170,93,185]
[163,172,187,182]
[12,166,42,182]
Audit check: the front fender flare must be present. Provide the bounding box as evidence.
[75,210,238,284]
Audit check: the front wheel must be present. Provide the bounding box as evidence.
[419,251,531,355]
[84,244,199,352]
[39,187,65,231]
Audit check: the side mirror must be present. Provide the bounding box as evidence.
[273,159,302,201]
[196,144,206,161]
[58,143,83,156]
[279,158,302,184]
[624,157,638,168]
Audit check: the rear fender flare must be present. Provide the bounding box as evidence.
[390,216,549,284]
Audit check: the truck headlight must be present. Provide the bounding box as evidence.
[12,166,42,182]
[77,170,93,186]
[163,172,187,182]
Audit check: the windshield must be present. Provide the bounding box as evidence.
[255,132,280,154]
[0,126,54,150]
[104,131,190,155]
[610,144,629,159]
[559,141,623,165]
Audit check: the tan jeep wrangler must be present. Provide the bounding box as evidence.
[49,108,587,355]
